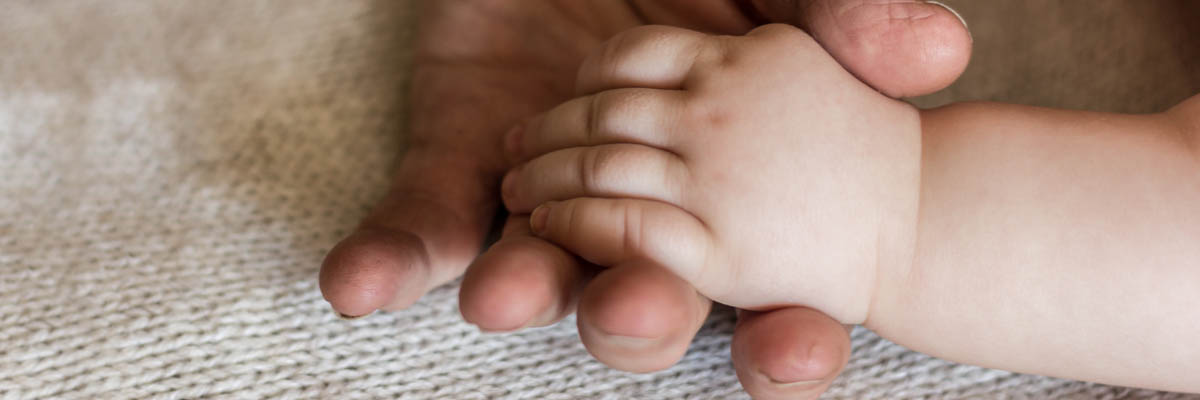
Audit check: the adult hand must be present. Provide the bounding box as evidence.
[320,1,970,398]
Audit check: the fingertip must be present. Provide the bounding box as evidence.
[808,0,973,98]
[576,264,710,373]
[580,266,697,339]
[459,233,581,332]
[752,337,845,386]
[459,269,548,332]
[319,227,432,317]
[898,0,973,96]
[925,1,968,32]
[732,308,851,399]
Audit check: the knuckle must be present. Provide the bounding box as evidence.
[590,89,657,142]
[621,201,645,257]
[589,93,616,144]
[579,146,629,193]
[597,25,705,78]
[560,199,582,239]
[586,93,604,145]
[578,144,687,203]
[597,30,629,71]
[708,36,739,69]
[578,146,609,193]
[600,26,675,70]
[622,25,689,49]
[688,36,730,80]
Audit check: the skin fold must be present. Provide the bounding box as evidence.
[873,100,1200,392]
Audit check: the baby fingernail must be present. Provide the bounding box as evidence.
[505,123,524,160]
[530,203,552,234]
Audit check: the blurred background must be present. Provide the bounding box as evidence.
[912,0,1200,112]
[2,1,1197,399]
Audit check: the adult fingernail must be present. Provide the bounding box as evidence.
[759,368,825,388]
[924,1,969,30]
[335,308,369,320]
[757,357,827,387]
[599,333,660,349]
[505,123,524,160]
[530,202,553,234]
[756,343,837,386]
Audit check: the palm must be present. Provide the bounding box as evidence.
[325,0,755,314]
[377,2,755,286]
[410,1,746,177]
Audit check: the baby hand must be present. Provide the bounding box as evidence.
[502,24,922,324]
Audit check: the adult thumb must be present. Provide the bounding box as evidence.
[754,0,972,98]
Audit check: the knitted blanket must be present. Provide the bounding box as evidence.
[3,1,1197,398]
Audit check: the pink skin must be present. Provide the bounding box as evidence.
[319,1,969,398]
[501,24,926,323]
[507,23,1200,393]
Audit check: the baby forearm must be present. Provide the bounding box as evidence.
[868,101,1200,392]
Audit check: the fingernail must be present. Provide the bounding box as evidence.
[505,123,524,160]
[756,343,834,387]
[476,325,518,334]
[530,202,552,234]
[760,371,825,389]
[600,333,659,349]
[335,309,369,320]
[763,372,820,386]
[924,1,969,30]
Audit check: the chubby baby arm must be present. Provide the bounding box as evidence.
[871,98,1200,393]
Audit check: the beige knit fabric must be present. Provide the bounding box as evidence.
[2,1,1197,399]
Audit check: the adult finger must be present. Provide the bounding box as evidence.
[319,148,498,318]
[458,215,586,331]
[754,0,973,97]
[732,308,853,400]
[576,262,712,373]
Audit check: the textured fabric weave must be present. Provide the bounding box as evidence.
[1,1,1196,399]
